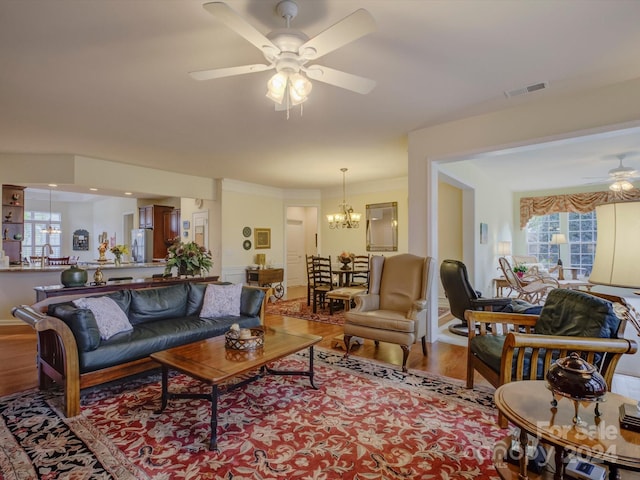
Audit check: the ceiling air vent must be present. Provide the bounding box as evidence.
[504,81,549,98]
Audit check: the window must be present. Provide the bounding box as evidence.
[23,210,61,258]
[525,211,596,275]
[568,211,596,276]
[525,213,561,267]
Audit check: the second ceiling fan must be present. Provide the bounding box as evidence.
[190,1,377,109]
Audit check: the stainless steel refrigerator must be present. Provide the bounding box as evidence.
[130,229,153,263]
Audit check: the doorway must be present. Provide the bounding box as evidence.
[286,206,317,289]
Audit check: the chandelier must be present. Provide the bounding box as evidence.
[41,188,61,235]
[326,168,361,229]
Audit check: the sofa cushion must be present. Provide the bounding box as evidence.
[79,314,261,373]
[200,283,242,318]
[240,287,265,317]
[186,283,207,316]
[535,289,620,339]
[47,303,101,352]
[128,284,189,325]
[73,296,133,340]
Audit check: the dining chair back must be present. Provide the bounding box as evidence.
[350,254,370,288]
[311,255,334,313]
[306,254,315,306]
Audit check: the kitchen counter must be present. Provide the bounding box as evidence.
[0,262,164,272]
[0,263,170,324]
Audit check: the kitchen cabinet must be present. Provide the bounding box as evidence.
[138,205,175,260]
[163,208,181,244]
[2,185,25,264]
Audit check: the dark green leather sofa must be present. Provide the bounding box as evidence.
[12,282,266,417]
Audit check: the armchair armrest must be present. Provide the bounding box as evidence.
[501,332,638,387]
[464,309,538,338]
[407,298,428,320]
[469,297,512,309]
[351,293,380,312]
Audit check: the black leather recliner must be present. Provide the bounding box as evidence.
[440,259,514,336]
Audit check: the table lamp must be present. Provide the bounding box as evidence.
[550,233,568,279]
[255,254,266,269]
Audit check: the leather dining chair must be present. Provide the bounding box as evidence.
[344,254,435,372]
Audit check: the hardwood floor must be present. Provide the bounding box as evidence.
[0,317,488,398]
[1,287,637,398]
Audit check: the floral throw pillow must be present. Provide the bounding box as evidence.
[73,296,133,340]
[200,283,242,318]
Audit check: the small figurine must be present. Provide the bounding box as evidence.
[97,241,108,262]
[94,267,104,284]
[4,211,12,222]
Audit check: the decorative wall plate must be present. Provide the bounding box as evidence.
[243,239,252,250]
[242,226,252,237]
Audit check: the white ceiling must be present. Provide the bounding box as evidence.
[2,0,640,191]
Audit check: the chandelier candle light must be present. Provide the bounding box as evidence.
[327,168,361,229]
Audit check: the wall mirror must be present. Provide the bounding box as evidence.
[366,202,398,252]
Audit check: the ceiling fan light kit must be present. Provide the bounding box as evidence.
[191,1,376,117]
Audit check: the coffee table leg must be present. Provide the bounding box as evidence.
[554,446,566,480]
[156,365,169,414]
[209,384,219,451]
[309,346,316,389]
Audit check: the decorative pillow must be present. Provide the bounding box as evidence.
[200,283,242,318]
[73,296,133,340]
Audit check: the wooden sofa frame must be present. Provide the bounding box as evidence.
[12,284,270,417]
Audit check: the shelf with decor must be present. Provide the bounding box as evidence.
[2,185,25,265]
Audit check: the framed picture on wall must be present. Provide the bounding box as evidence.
[480,222,488,244]
[254,228,271,249]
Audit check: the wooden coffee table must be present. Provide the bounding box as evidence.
[150,327,321,450]
[494,380,640,480]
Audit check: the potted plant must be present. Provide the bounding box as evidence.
[513,264,528,278]
[164,240,213,277]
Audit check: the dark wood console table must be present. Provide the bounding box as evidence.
[34,275,220,302]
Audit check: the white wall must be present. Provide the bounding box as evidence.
[221,180,285,283]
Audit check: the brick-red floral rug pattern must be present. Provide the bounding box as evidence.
[0,348,501,479]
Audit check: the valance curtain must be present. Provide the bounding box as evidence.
[519,189,640,229]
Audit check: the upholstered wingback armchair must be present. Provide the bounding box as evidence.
[343,254,435,372]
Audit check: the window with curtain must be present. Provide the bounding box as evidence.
[525,211,596,275]
[23,210,62,258]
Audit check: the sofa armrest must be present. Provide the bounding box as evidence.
[501,332,638,388]
[12,305,81,417]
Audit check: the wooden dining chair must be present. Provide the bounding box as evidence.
[350,254,370,288]
[311,255,334,313]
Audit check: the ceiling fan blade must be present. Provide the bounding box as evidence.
[189,64,272,81]
[305,65,376,94]
[203,2,279,54]
[300,9,375,60]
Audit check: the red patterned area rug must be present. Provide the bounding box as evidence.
[0,348,502,479]
[267,297,450,325]
[266,297,347,324]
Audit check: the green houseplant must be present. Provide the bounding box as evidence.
[164,240,213,277]
[513,263,528,277]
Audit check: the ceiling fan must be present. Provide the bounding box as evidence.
[189,1,377,110]
[585,154,639,191]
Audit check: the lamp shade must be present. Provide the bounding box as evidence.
[497,241,512,256]
[550,233,567,245]
[590,202,640,288]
